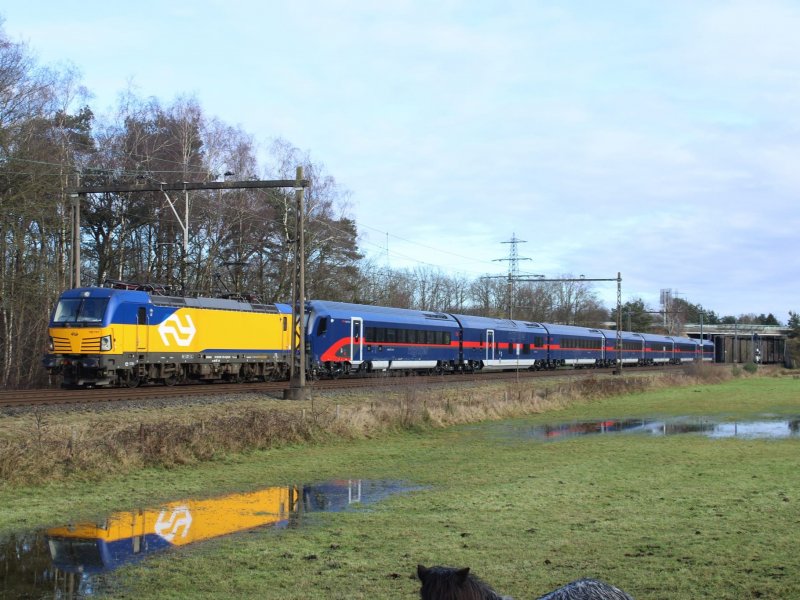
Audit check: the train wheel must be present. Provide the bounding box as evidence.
[124,373,140,388]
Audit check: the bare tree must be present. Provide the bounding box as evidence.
[0,24,91,387]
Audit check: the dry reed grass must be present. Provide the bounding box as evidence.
[0,365,741,487]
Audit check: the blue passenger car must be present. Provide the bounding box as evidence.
[641,333,675,364]
[544,324,606,367]
[701,339,714,362]
[451,314,549,371]
[305,301,461,377]
[596,329,648,366]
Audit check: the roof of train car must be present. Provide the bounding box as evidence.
[306,300,460,326]
[450,313,548,333]
[542,323,606,337]
[596,328,648,341]
[638,332,675,342]
[446,314,541,331]
[60,287,291,313]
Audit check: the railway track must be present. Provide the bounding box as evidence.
[0,365,688,410]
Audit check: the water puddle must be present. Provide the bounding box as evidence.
[489,416,800,442]
[0,479,420,599]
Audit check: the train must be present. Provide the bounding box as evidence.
[306,300,714,378]
[43,282,293,387]
[43,283,714,388]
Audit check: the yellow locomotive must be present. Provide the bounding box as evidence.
[43,283,293,387]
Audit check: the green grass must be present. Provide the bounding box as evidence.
[551,375,800,420]
[2,374,800,598]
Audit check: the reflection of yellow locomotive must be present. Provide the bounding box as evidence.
[0,480,412,597]
[44,480,395,575]
[43,282,293,387]
[47,485,299,573]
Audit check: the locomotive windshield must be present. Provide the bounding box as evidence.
[52,298,109,325]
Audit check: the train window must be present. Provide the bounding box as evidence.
[53,298,108,324]
[317,319,327,336]
[137,307,147,325]
[366,327,375,341]
[78,298,109,323]
[386,329,397,343]
[427,330,436,345]
[522,344,530,355]
[397,329,407,344]
[443,332,451,345]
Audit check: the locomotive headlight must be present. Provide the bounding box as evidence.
[100,335,113,351]
[48,337,54,352]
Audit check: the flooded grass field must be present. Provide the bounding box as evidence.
[1,372,799,598]
[1,479,422,598]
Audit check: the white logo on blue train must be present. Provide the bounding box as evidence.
[158,313,196,347]
[154,506,193,541]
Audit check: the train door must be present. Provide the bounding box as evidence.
[485,330,495,361]
[350,317,364,366]
[283,315,290,355]
[136,307,148,352]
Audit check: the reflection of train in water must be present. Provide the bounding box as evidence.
[46,485,299,574]
[2,480,398,598]
[43,282,714,387]
[43,479,406,578]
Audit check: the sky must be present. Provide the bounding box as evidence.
[3,1,799,323]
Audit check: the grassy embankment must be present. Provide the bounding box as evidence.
[0,367,799,598]
[0,365,738,489]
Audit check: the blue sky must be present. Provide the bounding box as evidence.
[3,1,799,322]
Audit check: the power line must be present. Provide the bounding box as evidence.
[488,233,532,319]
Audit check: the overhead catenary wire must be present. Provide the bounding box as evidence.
[3,159,524,278]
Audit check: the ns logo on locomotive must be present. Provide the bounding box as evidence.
[43,283,714,388]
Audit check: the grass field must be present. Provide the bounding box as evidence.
[2,372,799,598]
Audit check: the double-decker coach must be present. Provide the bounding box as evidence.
[450,314,549,371]
[640,332,675,365]
[544,324,606,367]
[306,300,461,377]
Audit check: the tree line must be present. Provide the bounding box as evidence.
[0,22,794,387]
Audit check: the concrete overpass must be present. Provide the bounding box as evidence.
[683,324,789,364]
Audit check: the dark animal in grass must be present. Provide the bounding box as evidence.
[416,565,634,600]
[417,565,513,600]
